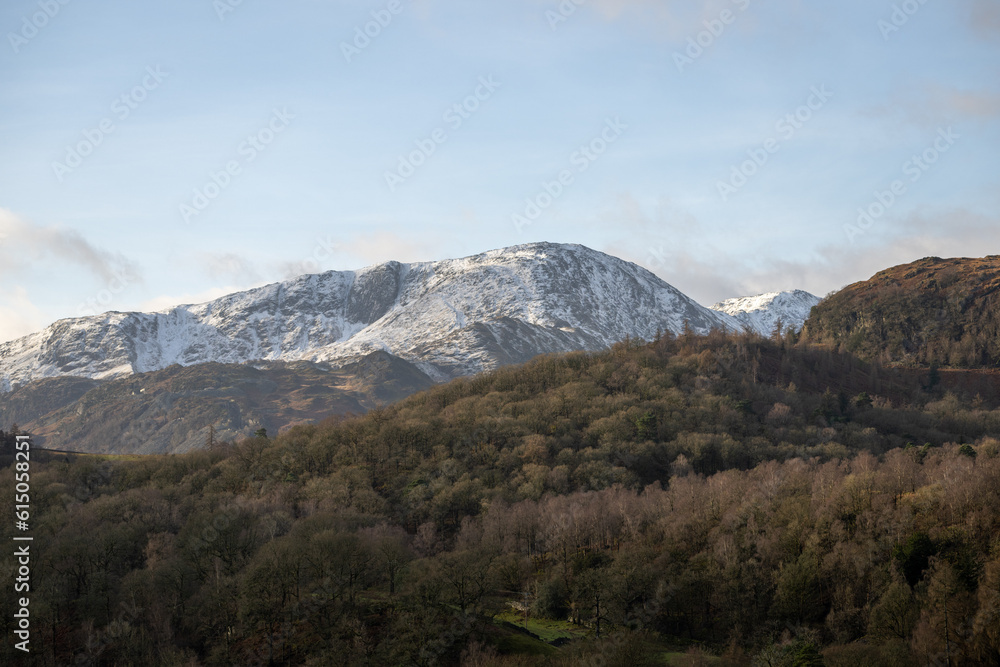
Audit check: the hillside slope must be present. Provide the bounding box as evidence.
[2,351,434,454]
[4,332,1000,665]
[800,256,1000,367]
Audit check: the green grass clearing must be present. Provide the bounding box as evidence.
[494,611,589,643]
[494,631,559,657]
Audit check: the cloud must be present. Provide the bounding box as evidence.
[0,209,143,340]
[120,230,448,315]
[0,287,45,344]
[595,194,749,304]
[867,84,1000,128]
[969,0,1000,38]
[139,287,246,313]
[274,230,446,281]
[529,0,763,39]
[609,241,746,305]
[582,0,713,27]
[945,88,1000,118]
[0,209,141,284]
[341,231,444,265]
[195,252,264,285]
[595,196,1000,306]
[749,209,1000,298]
[619,226,998,307]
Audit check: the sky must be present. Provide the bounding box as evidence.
[0,0,998,343]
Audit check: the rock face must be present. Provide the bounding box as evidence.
[0,242,738,390]
[711,290,821,336]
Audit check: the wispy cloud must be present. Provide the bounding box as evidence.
[0,209,140,284]
[969,0,1000,38]
[144,230,447,312]
[0,209,142,341]
[0,287,45,345]
[945,88,1000,118]
[748,209,1000,298]
[867,84,1000,128]
[195,252,264,285]
[597,196,1000,305]
[341,230,444,266]
[273,229,447,280]
[139,287,247,313]
[529,0,764,39]
[595,194,748,304]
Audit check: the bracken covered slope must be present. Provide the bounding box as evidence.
[800,256,1000,367]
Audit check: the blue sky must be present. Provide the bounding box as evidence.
[1,0,998,342]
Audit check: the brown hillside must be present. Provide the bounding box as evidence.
[801,256,1000,367]
[4,352,434,454]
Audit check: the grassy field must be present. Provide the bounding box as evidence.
[493,631,560,657]
[492,611,725,664]
[493,611,590,644]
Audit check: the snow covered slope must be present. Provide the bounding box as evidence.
[710,290,820,336]
[0,243,738,390]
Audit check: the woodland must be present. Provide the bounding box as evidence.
[2,330,1000,665]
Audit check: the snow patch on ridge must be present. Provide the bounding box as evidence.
[710,290,820,336]
[0,242,741,391]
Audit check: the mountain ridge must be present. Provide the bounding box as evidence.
[711,289,821,336]
[0,242,741,390]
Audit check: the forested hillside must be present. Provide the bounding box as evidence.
[3,331,1000,665]
[802,256,1000,368]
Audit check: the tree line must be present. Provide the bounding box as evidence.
[2,331,1000,665]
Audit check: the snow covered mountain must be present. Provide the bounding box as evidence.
[710,290,821,336]
[0,243,739,391]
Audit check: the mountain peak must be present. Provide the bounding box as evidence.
[0,243,736,391]
[710,290,820,336]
